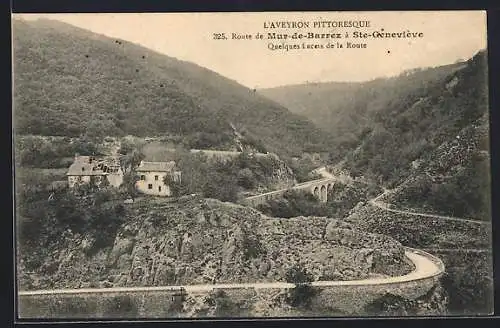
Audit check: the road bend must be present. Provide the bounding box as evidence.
[19,250,443,296]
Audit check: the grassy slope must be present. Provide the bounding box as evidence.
[13,18,331,157]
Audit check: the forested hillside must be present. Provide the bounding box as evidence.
[262,51,490,221]
[260,61,469,160]
[12,18,330,157]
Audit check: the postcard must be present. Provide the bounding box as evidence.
[12,11,492,319]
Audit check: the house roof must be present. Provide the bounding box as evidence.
[136,161,177,172]
[67,156,109,176]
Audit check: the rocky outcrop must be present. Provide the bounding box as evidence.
[19,198,412,291]
[267,157,297,190]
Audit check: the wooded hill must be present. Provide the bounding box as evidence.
[261,51,490,221]
[259,58,477,161]
[12,18,331,157]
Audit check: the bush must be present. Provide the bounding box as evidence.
[285,264,314,284]
[164,151,286,202]
[165,290,187,316]
[15,136,102,168]
[439,252,493,314]
[285,283,319,310]
[18,186,127,263]
[284,264,318,309]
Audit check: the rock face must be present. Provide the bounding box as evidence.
[19,198,412,290]
[267,156,297,190]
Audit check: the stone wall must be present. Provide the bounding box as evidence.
[310,274,441,314]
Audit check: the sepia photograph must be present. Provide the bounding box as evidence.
[12,11,492,319]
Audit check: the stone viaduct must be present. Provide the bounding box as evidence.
[242,177,337,208]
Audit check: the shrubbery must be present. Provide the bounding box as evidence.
[284,264,318,309]
[392,151,491,221]
[363,293,417,316]
[15,135,102,168]
[257,190,329,218]
[439,252,493,315]
[165,151,286,202]
[18,185,126,267]
[241,234,266,261]
[285,157,322,183]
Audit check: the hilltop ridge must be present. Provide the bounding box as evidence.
[12,18,331,157]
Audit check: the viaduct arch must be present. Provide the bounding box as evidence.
[243,177,337,207]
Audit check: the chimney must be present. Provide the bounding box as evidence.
[74,153,80,161]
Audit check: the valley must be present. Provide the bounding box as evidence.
[13,15,492,318]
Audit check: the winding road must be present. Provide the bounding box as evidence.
[368,187,490,226]
[19,166,450,299]
[18,249,443,296]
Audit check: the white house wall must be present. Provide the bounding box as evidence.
[107,171,124,188]
[135,171,172,196]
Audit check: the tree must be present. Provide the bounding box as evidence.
[205,290,240,317]
[203,171,238,202]
[237,168,255,189]
[163,173,186,197]
[284,264,318,309]
[120,150,145,174]
[118,139,135,155]
[122,171,139,200]
[285,264,314,284]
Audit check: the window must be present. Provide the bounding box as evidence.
[158,186,162,192]
[148,184,153,190]
[81,167,85,172]
[155,175,159,181]
[140,175,146,181]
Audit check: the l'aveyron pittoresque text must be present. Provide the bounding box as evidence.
[211,19,425,51]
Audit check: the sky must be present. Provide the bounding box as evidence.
[13,11,487,89]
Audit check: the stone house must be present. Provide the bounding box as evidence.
[66,154,123,188]
[135,161,181,196]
